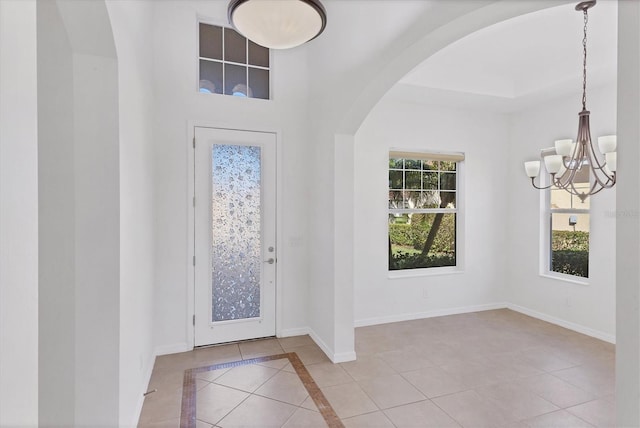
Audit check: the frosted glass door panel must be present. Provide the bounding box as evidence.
[211,144,261,322]
[194,127,276,346]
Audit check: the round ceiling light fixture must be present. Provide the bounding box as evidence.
[228,0,327,49]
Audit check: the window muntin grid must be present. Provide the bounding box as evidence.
[198,23,270,100]
[388,158,457,211]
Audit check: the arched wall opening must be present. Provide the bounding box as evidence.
[351,0,618,338]
[338,1,573,135]
[330,1,640,424]
[327,0,581,361]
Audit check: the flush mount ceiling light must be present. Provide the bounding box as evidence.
[228,0,327,49]
[524,0,616,201]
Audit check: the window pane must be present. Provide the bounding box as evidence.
[439,191,456,209]
[389,213,456,270]
[388,191,404,209]
[440,172,456,190]
[423,160,439,170]
[248,67,269,100]
[224,63,247,96]
[405,159,421,170]
[405,191,422,208]
[405,171,421,189]
[389,158,403,169]
[200,23,222,60]
[413,191,440,209]
[224,28,247,64]
[199,60,223,94]
[248,40,269,67]
[551,212,589,278]
[423,172,438,190]
[441,161,457,171]
[389,170,403,189]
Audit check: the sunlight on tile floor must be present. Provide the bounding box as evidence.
[138,309,615,427]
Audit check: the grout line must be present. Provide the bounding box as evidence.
[565,403,601,427]
[214,390,252,427]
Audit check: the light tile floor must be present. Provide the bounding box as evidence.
[139,309,615,427]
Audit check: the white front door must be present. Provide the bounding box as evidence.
[194,127,277,346]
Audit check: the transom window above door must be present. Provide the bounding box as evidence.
[198,22,270,100]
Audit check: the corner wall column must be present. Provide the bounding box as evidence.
[616,1,640,425]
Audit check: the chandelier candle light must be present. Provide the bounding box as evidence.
[524,0,616,202]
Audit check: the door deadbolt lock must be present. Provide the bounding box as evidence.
[268,246,274,252]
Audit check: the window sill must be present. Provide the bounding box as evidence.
[539,273,589,286]
[388,266,463,279]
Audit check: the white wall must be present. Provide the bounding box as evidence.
[106,1,158,425]
[36,1,121,425]
[334,134,356,361]
[151,1,311,353]
[306,125,337,357]
[38,1,157,424]
[0,1,39,425]
[615,1,640,424]
[37,0,76,424]
[507,83,617,341]
[72,52,120,426]
[353,99,509,325]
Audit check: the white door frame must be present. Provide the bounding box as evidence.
[186,122,283,349]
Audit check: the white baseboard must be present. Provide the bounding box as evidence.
[307,329,334,362]
[508,303,616,344]
[131,352,157,427]
[154,342,191,356]
[280,327,357,363]
[332,351,357,363]
[279,327,311,338]
[354,302,507,328]
[306,329,357,363]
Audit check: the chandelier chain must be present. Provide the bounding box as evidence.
[582,8,588,110]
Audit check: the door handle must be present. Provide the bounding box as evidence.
[264,258,275,264]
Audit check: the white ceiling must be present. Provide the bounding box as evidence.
[392,1,617,112]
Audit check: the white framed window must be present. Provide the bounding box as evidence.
[388,151,464,272]
[198,22,270,99]
[545,167,590,280]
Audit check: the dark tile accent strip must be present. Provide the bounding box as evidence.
[287,352,344,428]
[179,368,196,428]
[180,352,344,428]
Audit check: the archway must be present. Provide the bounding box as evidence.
[334,1,640,425]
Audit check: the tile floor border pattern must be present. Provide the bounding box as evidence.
[179,352,344,428]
